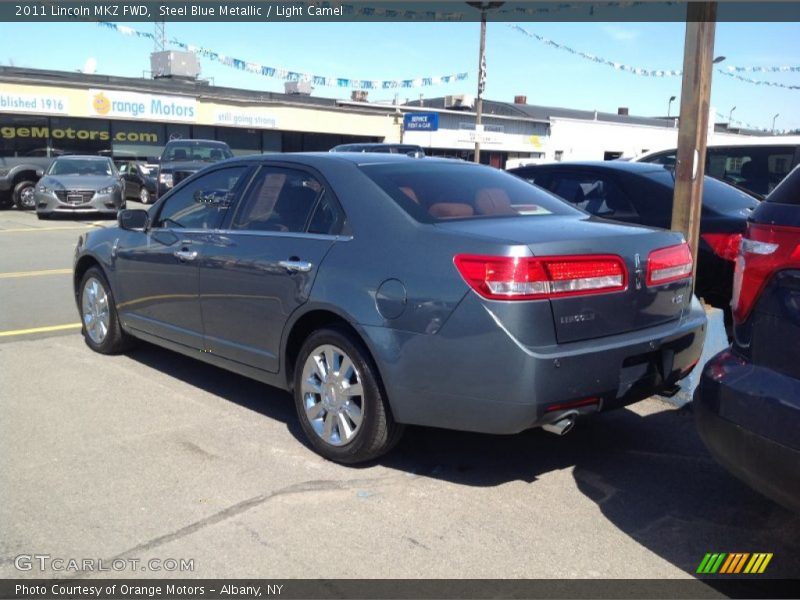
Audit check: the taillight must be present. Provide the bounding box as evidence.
[646,243,693,286]
[453,254,627,300]
[701,233,742,262]
[731,223,800,323]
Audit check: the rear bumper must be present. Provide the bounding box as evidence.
[364,295,706,435]
[694,350,800,512]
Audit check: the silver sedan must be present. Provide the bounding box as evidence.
[35,156,125,219]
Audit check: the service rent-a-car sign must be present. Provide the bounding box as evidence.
[88,89,197,122]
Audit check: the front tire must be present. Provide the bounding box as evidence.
[78,267,133,354]
[140,188,151,204]
[13,180,36,210]
[294,327,403,463]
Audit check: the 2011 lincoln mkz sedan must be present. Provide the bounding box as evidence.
[73,154,707,463]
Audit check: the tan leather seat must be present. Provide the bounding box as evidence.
[428,203,474,219]
[399,186,420,204]
[475,188,518,216]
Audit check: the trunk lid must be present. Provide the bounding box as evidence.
[439,216,692,343]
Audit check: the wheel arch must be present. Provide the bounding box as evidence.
[283,306,381,393]
[12,168,39,187]
[73,254,108,304]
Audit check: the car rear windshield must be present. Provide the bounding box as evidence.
[161,142,233,163]
[359,161,579,222]
[645,168,759,214]
[766,164,800,205]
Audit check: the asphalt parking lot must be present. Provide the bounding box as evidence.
[1,206,799,582]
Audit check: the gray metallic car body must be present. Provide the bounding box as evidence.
[36,156,124,216]
[74,154,707,434]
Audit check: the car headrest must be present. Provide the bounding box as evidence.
[475,188,517,216]
[210,149,223,160]
[429,203,475,219]
[173,149,187,160]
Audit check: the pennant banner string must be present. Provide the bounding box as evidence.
[509,24,800,91]
[98,22,468,90]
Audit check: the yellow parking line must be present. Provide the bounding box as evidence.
[0,268,72,279]
[0,323,81,338]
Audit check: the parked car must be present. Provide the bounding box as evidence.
[117,160,157,204]
[694,164,800,513]
[508,161,759,312]
[156,139,233,198]
[0,156,53,209]
[635,138,800,198]
[330,143,425,157]
[35,155,124,219]
[73,154,706,463]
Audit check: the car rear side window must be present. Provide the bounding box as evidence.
[359,162,577,223]
[232,167,323,233]
[706,146,796,196]
[154,166,247,230]
[766,164,800,205]
[545,173,639,219]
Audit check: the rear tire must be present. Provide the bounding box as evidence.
[293,326,403,463]
[13,180,36,210]
[140,188,152,204]
[78,266,133,354]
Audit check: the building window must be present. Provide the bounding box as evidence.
[48,117,111,156]
[0,115,50,157]
[110,120,164,160]
[215,126,261,156]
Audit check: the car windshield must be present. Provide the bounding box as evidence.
[161,143,233,162]
[47,158,113,176]
[360,161,579,223]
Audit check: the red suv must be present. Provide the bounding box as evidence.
[694,165,800,512]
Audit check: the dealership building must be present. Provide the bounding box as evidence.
[0,65,761,168]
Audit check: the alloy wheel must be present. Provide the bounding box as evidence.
[19,185,35,209]
[300,344,364,446]
[82,277,111,344]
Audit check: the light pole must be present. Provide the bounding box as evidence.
[728,105,737,125]
[773,113,780,133]
[667,95,676,118]
[467,2,503,164]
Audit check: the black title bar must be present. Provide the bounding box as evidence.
[1,1,800,22]
[5,579,800,600]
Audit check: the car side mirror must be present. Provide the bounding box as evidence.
[36,168,44,178]
[118,209,149,231]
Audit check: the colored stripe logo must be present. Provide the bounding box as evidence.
[697,553,773,574]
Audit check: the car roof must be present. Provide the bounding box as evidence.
[512,160,671,174]
[165,139,227,145]
[223,152,459,168]
[53,155,111,161]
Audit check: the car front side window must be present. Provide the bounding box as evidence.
[154,166,248,230]
[232,167,324,233]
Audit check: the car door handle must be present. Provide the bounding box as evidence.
[278,260,313,273]
[174,249,198,262]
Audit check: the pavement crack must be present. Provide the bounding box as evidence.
[69,475,397,578]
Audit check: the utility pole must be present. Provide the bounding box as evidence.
[671,2,718,284]
[467,2,503,164]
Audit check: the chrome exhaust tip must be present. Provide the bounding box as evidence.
[542,413,576,436]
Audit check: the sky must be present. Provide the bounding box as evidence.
[0,19,798,131]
